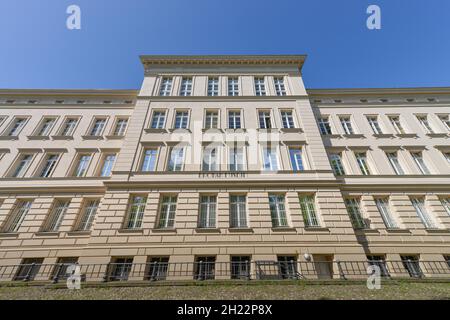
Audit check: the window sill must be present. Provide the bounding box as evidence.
[373,133,395,138]
[304,226,329,232]
[228,227,253,233]
[151,228,177,233]
[169,128,191,133]
[195,228,221,233]
[342,134,365,138]
[0,136,18,140]
[35,231,60,237]
[144,128,167,134]
[27,135,50,140]
[322,134,341,138]
[355,228,380,234]
[105,135,124,140]
[81,135,104,140]
[385,228,411,233]
[425,228,450,233]
[396,133,417,138]
[257,128,279,133]
[225,128,246,133]
[202,128,223,133]
[51,135,73,140]
[0,232,18,238]
[280,128,303,133]
[271,227,296,232]
[426,133,448,138]
[117,228,144,234]
[66,230,91,237]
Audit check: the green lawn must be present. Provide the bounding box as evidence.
[0,281,449,300]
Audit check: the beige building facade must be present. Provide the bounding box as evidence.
[0,55,449,280]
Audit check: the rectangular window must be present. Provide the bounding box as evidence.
[199,195,216,228]
[254,77,266,96]
[374,198,398,229]
[262,147,279,171]
[386,152,404,175]
[14,258,44,281]
[277,256,298,279]
[167,147,185,171]
[109,257,133,281]
[229,144,245,171]
[89,118,106,136]
[73,154,92,177]
[150,111,166,129]
[274,77,286,96]
[146,257,169,281]
[280,110,295,129]
[438,114,450,131]
[100,154,116,177]
[60,118,78,136]
[258,111,272,129]
[229,195,247,228]
[51,257,79,281]
[355,152,371,175]
[174,111,189,129]
[289,147,304,171]
[8,118,27,136]
[411,152,430,174]
[318,117,332,135]
[76,199,100,231]
[299,195,320,227]
[42,199,70,232]
[141,148,158,172]
[231,256,251,279]
[180,77,192,96]
[367,255,390,277]
[416,115,434,134]
[228,77,239,96]
[329,153,345,176]
[36,118,56,136]
[228,111,241,129]
[207,77,219,96]
[1,200,32,233]
[367,116,383,134]
[113,119,128,136]
[158,195,177,229]
[204,111,219,129]
[194,256,216,280]
[125,195,147,229]
[12,154,33,178]
[269,194,288,227]
[389,116,405,134]
[202,147,218,171]
[40,154,59,178]
[159,77,172,96]
[444,152,450,165]
[410,197,436,229]
[340,116,354,134]
[344,198,366,229]
[401,255,423,278]
[441,197,450,216]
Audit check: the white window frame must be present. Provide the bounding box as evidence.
[280,110,295,129]
[388,115,406,134]
[416,115,435,134]
[150,110,166,129]
[274,77,286,96]
[141,148,159,172]
[157,195,177,229]
[299,195,320,227]
[167,147,185,171]
[204,110,219,129]
[229,195,247,228]
[159,77,173,96]
[228,110,242,129]
[374,197,398,229]
[58,117,79,136]
[228,144,246,171]
[39,154,59,178]
[207,77,219,96]
[339,116,354,134]
[100,154,116,177]
[410,197,437,229]
[268,194,289,227]
[289,147,304,171]
[386,152,405,175]
[75,199,100,231]
[355,152,371,175]
[198,195,217,228]
[367,116,383,135]
[254,77,266,96]
[112,118,128,136]
[261,146,279,171]
[228,77,239,96]
[89,118,107,136]
[329,153,345,176]
[411,152,430,175]
[179,77,193,96]
[125,195,147,229]
[318,117,332,135]
[344,198,367,229]
[173,110,190,129]
[73,154,92,177]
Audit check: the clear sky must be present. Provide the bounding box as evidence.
[0,0,449,90]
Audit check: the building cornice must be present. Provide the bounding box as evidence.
[0,89,138,97]
[307,87,450,96]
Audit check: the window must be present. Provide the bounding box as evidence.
[344,198,366,229]
[51,257,79,281]
[258,111,272,129]
[113,119,128,136]
[329,153,345,176]
[274,77,286,96]
[167,147,185,171]
[388,116,405,134]
[289,147,304,171]
[355,152,371,175]
[89,118,106,136]
[7,118,27,136]
[280,110,295,129]
[367,116,383,134]
[204,111,219,129]
[229,144,245,171]
[194,256,216,280]
[443,152,450,165]
[158,195,177,229]
[73,154,92,177]
[100,154,116,177]
[202,147,218,171]
[416,115,434,134]
[159,77,172,96]
[269,194,288,227]
[141,148,158,172]
[42,199,70,232]
[207,77,219,96]
[36,118,56,136]
[125,195,147,229]
[401,255,423,278]
[262,147,279,171]
[146,257,169,281]
[150,111,166,129]
[441,197,450,216]
[39,154,59,177]
[1,200,33,233]
[231,256,251,279]
[60,118,78,136]
[411,152,430,174]
[228,111,241,129]
[12,154,33,178]
[386,152,404,175]
[318,117,332,135]
[277,256,298,279]
[179,77,192,96]
[228,77,239,96]
[174,111,189,129]
[367,255,390,277]
[229,195,247,228]
[254,77,266,96]
[340,116,354,134]
[438,114,450,131]
[374,198,398,229]
[299,195,320,227]
[198,195,216,228]
[76,199,100,231]
[410,197,436,229]
[108,257,133,281]
[14,258,44,281]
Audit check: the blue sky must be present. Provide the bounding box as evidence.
[0,0,449,89]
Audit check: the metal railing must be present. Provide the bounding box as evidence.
[0,260,449,284]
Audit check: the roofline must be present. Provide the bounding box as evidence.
[307,87,450,96]
[0,89,138,96]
